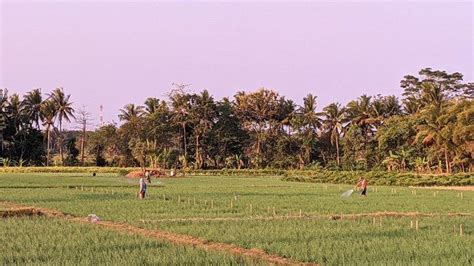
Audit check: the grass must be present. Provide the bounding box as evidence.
[1,173,473,264]
[145,217,474,265]
[0,217,250,265]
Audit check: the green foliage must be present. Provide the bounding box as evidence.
[1,68,473,173]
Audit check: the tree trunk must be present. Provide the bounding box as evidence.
[46,126,51,166]
[182,123,187,160]
[335,135,340,166]
[80,121,86,166]
[58,120,64,165]
[195,135,200,169]
[444,149,450,174]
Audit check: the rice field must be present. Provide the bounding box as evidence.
[1,173,473,265]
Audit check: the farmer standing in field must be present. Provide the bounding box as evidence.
[139,177,147,199]
[356,177,368,196]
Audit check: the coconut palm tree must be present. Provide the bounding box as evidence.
[170,93,192,162]
[323,103,347,166]
[191,90,217,169]
[7,94,23,131]
[118,104,144,122]
[144,97,160,116]
[40,100,57,166]
[22,89,43,129]
[49,88,75,164]
[296,94,324,166]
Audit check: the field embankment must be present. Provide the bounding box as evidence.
[0,167,472,186]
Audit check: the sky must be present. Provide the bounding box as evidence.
[0,1,472,127]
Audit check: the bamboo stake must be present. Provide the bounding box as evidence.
[230,200,233,209]
[460,224,464,236]
[178,196,180,204]
[410,220,413,229]
[379,217,382,227]
[299,209,302,217]
[373,217,376,226]
[415,220,419,231]
[273,207,276,216]
[193,197,196,206]
[211,200,214,209]
[249,204,252,214]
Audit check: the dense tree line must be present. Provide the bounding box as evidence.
[0,68,472,173]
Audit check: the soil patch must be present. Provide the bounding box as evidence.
[1,208,45,218]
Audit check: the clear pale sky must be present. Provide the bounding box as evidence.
[1,1,472,126]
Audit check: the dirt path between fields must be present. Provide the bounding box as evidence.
[1,201,309,266]
[140,211,472,223]
[410,186,474,191]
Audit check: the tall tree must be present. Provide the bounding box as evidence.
[50,88,75,164]
[40,100,57,166]
[234,88,280,167]
[169,87,193,166]
[190,90,217,169]
[323,103,347,166]
[75,106,92,166]
[22,89,43,129]
[294,94,323,167]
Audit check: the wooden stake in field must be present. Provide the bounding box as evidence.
[460,224,464,236]
[410,220,413,229]
[299,209,302,218]
[211,200,214,209]
[193,197,196,206]
[178,196,181,204]
[273,207,276,216]
[415,220,419,231]
[373,217,376,226]
[249,204,252,214]
[460,192,464,199]
[163,194,166,201]
[230,200,233,209]
[379,217,382,227]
